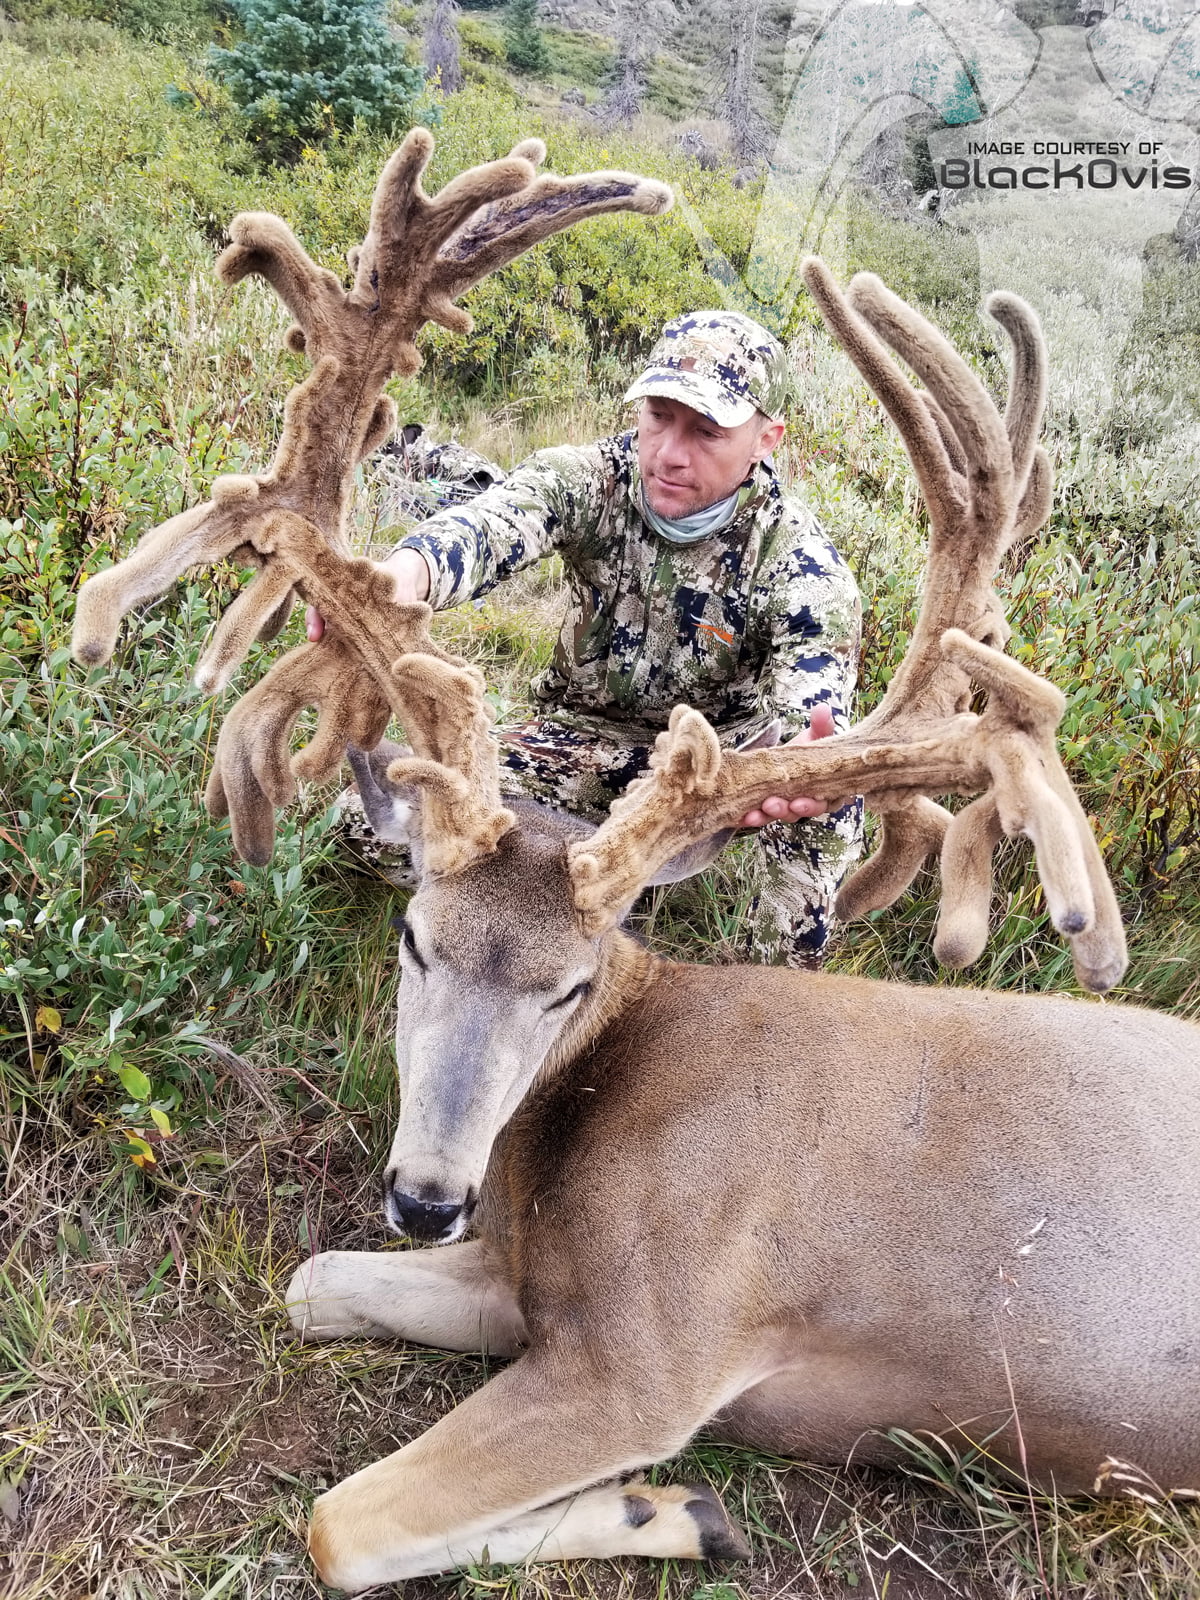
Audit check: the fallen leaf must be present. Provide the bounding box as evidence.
[0,1479,21,1524]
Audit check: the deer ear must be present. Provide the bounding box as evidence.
[347,742,419,846]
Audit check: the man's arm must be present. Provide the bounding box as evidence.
[737,524,862,829]
[307,443,608,639]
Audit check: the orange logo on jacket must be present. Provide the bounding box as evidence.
[696,620,735,644]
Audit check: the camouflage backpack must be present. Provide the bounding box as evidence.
[368,423,507,528]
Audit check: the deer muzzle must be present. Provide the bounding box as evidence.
[383,1177,477,1243]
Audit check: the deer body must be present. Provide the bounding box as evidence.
[290,818,1200,1591]
[500,959,1200,1486]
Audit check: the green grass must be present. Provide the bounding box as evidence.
[2,18,1200,1600]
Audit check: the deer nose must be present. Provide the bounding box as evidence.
[385,1182,467,1241]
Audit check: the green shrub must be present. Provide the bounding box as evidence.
[4,0,219,44]
[0,209,326,1146]
[458,11,503,62]
[542,25,612,89]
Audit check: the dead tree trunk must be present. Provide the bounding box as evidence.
[598,0,649,127]
[726,0,763,165]
[424,0,464,95]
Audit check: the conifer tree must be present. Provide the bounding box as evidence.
[505,0,548,75]
[211,0,424,155]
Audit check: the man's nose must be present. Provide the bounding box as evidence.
[657,425,691,467]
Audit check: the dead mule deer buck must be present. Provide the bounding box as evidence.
[283,270,1198,1589]
[69,141,1199,1591]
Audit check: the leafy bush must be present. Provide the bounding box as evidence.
[0,234,336,1137]
[542,25,612,89]
[209,0,426,157]
[413,86,762,398]
[4,0,219,44]
[457,11,503,62]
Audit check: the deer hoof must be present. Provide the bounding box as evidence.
[681,1483,752,1561]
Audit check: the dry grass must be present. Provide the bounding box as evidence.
[6,1052,1200,1600]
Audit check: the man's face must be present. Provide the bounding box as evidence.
[636,398,784,519]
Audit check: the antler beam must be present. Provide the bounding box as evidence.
[71,130,672,862]
[568,260,1126,994]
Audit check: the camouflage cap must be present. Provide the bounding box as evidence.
[624,310,791,426]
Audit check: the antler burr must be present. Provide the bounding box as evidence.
[567,260,1126,994]
[71,130,672,861]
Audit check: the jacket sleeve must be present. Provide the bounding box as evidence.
[754,516,862,739]
[390,443,610,610]
[745,510,865,863]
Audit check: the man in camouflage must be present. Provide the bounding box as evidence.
[317,312,863,966]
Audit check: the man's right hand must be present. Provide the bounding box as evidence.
[305,547,432,641]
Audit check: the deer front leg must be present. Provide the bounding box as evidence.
[286,1241,525,1354]
[308,1348,749,1590]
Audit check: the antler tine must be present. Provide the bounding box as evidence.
[569,263,1128,993]
[1009,445,1053,550]
[384,654,515,879]
[205,636,392,864]
[800,257,965,533]
[847,277,1048,725]
[846,272,1015,515]
[432,169,674,306]
[836,796,952,922]
[354,130,537,307]
[195,562,297,694]
[988,291,1048,492]
[217,212,346,349]
[200,515,456,858]
[74,502,240,666]
[920,392,968,476]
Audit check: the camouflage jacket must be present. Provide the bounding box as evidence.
[396,432,861,746]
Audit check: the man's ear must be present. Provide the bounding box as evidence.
[755,418,786,460]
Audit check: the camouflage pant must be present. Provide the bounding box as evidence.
[340,716,863,968]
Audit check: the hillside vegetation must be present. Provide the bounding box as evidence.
[2,12,1199,1600]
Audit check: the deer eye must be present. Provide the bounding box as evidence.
[395,918,427,973]
[546,980,591,1013]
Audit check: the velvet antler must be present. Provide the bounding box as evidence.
[71,130,672,863]
[568,260,1126,994]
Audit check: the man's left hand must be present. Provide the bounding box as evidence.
[738,704,839,828]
